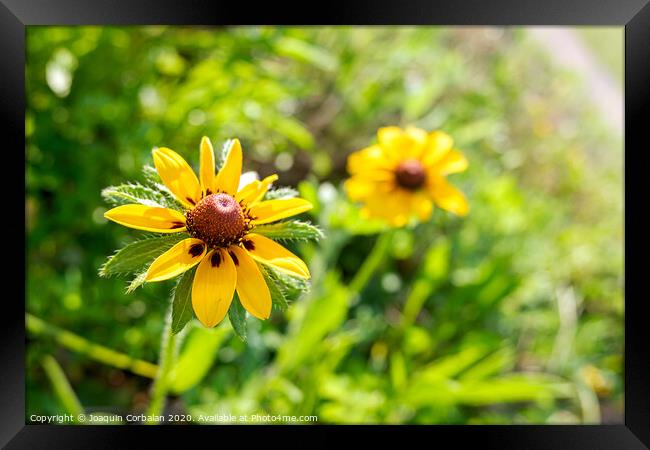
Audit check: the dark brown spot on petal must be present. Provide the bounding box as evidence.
[188,243,204,257]
[205,188,212,196]
[210,251,222,268]
[170,221,186,228]
[243,239,255,251]
[186,197,196,205]
[229,251,239,266]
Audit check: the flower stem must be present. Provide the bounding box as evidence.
[349,231,393,294]
[144,305,178,424]
[26,313,158,378]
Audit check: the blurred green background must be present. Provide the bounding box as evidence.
[26,26,623,424]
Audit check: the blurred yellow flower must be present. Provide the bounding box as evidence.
[345,126,469,227]
[104,137,312,327]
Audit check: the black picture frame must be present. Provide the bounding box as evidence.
[5,0,649,447]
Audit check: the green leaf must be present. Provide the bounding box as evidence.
[277,272,348,372]
[264,265,310,302]
[459,348,515,382]
[101,182,183,212]
[264,186,299,200]
[258,263,288,311]
[402,373,573,408]
[228,295,247,342]
[126,271,148,294]
[171,266,197,335]
[102,183,163,207]
[413,346,491,384]
[253,220,323,242]
[142,164,162,184]
[453,375,573,406]
[100,233,188,277]
[168,323,230,394]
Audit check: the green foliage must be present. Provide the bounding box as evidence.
[142,165,163,185]
[264,187,299,200]
[171,267,196,335]
[228,296,248,342]
[253,220,323,242]
[99,233,188,277]
[101,182,183,211]
[169,323,230,393]
[41,355,84,421]
[265,264,310,302]
[258,263,289,311]
[26,26,622,424]
[276,272,350,372]
[126,271,149,294]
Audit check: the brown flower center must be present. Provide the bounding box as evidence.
[395,159,426,190]
[185,193,248,248]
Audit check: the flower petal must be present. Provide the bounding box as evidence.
[236,180,261,203]
[249,198,312,225]
[411,191,434,221]
[199,136,216,196]
[421,131,454,167]
[347,145,397,175]
[236,174,279,205]
[429,149,468,175]
[403,126,429,159]
[214,139,242,195]
[152,147,202,208]
[145,238,206,282]
[378,126,425,159]
[242,233,310,279]
[104,204,187,233]
[361,189,414,227]
[229,246,271,320]
[191,248,236,328]
[377,126,407,149]
[344,175,393,201]
[427,176,469,217]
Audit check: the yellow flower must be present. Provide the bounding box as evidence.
[104,137,312,327]
[345,126,469,227]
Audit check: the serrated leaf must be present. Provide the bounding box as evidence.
[142,164,162,184]
[101,183,166,207]
[252,220,323,242]
[264,186,299,200]
[258,263,288,311]
[171,266,196,335]
[265,265,310,302]
[100,233,189,277]
[126,271,148,294]
[102,181,184,212]
[228,295,247,342]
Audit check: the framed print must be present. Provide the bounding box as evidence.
[3,0,649,447]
